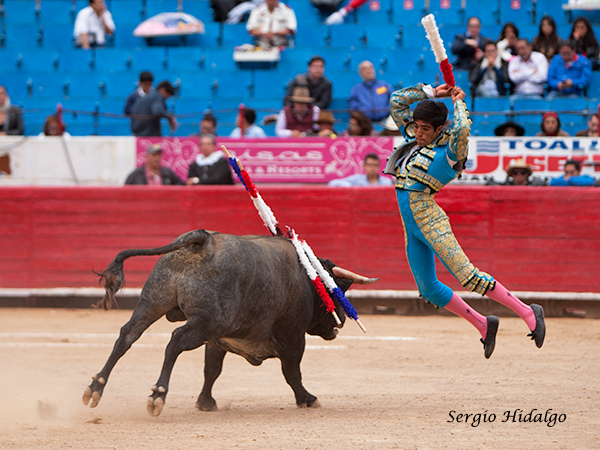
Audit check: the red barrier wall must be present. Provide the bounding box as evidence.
[1,186,599,292]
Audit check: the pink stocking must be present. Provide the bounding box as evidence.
[445,292,488,339]
[486,281,536,331]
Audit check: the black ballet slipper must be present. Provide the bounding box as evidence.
[480,315,499,359]
[527,304,545,348]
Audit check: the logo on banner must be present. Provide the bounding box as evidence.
[403,0,414,10]
[511,0,521,9]
[369,0,381,12]
[440,0,450,9]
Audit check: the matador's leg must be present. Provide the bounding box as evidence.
[406,191,545,348]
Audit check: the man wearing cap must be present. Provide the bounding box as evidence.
[284,56,332,110]
[348,61,393,122]
[131,81,177,137]
[308,110,338,138]
[328,153,393,187]
[494,121,525,137]
[275,86,320,137]
[487,158,546,186]
[230,108,267,138]
[124,144,184,185]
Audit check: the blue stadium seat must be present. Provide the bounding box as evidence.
[146,0,180,17]
[473,97,512,112]
[550,97,588,112]
[58,49,97,72]
[109,0,146,26]
[42,24,74,48]
[64,73,106,98]
[95,48,134,72]
[428,2,466,27]
[203,47,239,72]
[470,114,511,136]
[3,0,38,24]
[2,73,33,100]
[353,3,391,26]
[512,98,550,114]
[295,23,330,49]
[33,73,70,99]
[39,0,74,25]
[254,70,289,100]
[174,71,218,99]
[4,24,44,49]
[287,0,319,22]
[587,72,600,99]
[97,73,138,98]
[181,0,213,21]
[392,3,426,27]
[130,47,168,72]
[167,47,206,71]
[221,23,252,48]
[499,0,536,27]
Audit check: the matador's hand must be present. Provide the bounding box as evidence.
[451,86,466,102]
[434,84,453,98]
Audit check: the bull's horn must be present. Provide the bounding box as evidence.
[332,267,379,285]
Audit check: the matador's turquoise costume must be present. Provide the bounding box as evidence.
[384,83,494,308]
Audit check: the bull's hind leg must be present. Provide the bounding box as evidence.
[83,304,163,408]
[196,342,227,411]
[279,340,319,408]
[147,315,208,417]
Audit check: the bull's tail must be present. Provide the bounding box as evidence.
[96,229,211,310]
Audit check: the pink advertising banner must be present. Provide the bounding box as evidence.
[135,137,396,183]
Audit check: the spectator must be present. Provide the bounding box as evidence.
[378,115,402,136]
[0,85,24,136]
[549,159,595,186]
[191,113,218,137]
[451,16,492,70]
[348,60,393,122]
[575,113,598,137]
[532,15,562,62]
[469,41,511,97]
[535,112,570,137]
[130,81,177,137]
[547,39,592,99]
[284,56,332,110]
[569,16,600,70]
[308,110,338,137]
[486,159,546,186]
[275,86,320,137]
[230,108,267,138]
[342,110,375,137]
[187,135,234,185]
[496,22,519,63]
[494,121,525,137]
[41,114,70,137]
[124,144,184,185]
[246,0,296,49]
[124,71,154,116]
[73,0,115,50]
[328,153,393,187]
[508,38,549,97]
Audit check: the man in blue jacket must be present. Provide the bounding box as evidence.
[549,159,595,186]
[548,40,592,99]
[348,60,393,122]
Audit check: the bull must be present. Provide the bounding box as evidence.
[82,229,377,416]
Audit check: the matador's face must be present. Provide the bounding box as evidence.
[413,120,443,148]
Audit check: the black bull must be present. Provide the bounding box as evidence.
[83,229,377,416]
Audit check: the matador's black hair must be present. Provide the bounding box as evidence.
[413,100,448,130]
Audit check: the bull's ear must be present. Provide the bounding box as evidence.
[332,266,379,285]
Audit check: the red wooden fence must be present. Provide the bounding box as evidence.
[1,186,599,292]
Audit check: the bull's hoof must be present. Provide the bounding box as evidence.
[83,376,105,408]
[196,398,218,412]
[297,395,320,408]
[147,396,164,417]
[147,385,167,417]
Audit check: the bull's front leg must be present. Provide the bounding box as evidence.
[279,341,319,408]
[196,342,227,411]
[148,315,208,417]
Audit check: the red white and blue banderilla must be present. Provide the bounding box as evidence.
[222,145,366,332]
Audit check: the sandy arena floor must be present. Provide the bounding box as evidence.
[0,307,598,450]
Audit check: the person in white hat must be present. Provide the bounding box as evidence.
[486,158,546,186]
